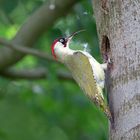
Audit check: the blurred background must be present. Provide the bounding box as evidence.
[0,0,108,140]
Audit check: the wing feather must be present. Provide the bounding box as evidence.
[65,51,103,102]
[64,51,112,121]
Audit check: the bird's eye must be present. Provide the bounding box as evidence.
[59,38,66,45]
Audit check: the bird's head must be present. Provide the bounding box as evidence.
[51,30,85,61]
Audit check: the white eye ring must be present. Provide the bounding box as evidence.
[60,39,64,42]
[59,38,66,45]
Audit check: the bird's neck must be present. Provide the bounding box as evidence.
[55,47,75,63]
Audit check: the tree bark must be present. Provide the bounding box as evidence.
[92,0,140,139]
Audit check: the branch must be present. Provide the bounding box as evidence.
[0,68,73,81]
[0,0,78,70]
[0,37,54,61]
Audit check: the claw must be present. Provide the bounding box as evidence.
[108,58,113,65]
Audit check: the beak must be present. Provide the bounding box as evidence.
[66,29,85,47]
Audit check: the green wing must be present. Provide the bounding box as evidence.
[65,51,101,103]
[64,51,112,120]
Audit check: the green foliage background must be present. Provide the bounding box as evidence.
[0,0,108,139]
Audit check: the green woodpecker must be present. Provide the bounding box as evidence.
[51,31,112,121]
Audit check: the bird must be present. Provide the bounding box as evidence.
[51,30,112,121]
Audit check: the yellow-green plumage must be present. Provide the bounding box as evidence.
[52,34,112,121]
[64,51,112,121]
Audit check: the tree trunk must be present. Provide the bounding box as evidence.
[92,0,140,139]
